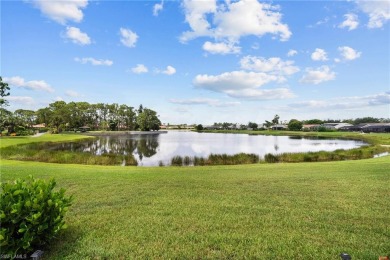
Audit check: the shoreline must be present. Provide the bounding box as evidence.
[82,131,168,136]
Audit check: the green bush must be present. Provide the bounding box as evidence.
[0,176,72,256]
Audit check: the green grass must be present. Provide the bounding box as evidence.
[1,133,389,258]
[0,133,92,149]
[203,130,390,145]
[1,158,389,259]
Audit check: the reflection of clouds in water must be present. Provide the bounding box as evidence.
[54,132,366,166]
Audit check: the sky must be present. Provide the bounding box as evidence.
[2,0,390,125]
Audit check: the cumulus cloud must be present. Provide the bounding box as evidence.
[162,66,176,75]
[131,64,148,74]
[311,48,328,61]
[64,26,91,45]
[74,57,113,66]
[4,76,55,93]
[180,0,291,53]
[288,92,390,110]
[337,46,362,61]
[356,1,390,28]
[31,0,88,24]
[240,56,300,79]
[193,71,294,100]
[202,41,241,55]
[120,28,138,48]
[153,1,164,16]
[287,49,297,57]
[300,66,336,85]
[169,98,240,107]
[339,13,359,30]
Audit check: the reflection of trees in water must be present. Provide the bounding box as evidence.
[47,135,159,162]
[135,135,159,160]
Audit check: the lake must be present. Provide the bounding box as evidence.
[50,131,366,166]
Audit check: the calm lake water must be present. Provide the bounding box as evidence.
[51,131,366,166]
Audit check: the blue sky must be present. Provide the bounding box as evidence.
[2,0,389,124]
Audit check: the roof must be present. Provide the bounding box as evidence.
[32,123,46,128]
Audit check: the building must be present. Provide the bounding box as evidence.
[322,123,353,130]
[361,123,390,133]
[302,124,320,131]
[271,124,288,130]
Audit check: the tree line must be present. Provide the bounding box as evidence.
[1,101,161,135]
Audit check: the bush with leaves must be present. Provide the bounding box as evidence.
[0,176,72,256]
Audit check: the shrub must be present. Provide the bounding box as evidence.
[0,176,72,256]
[171,156,183,166]
[264,153,279,163]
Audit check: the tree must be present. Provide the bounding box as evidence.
[137,108,161,131]
[353,117,380,124]
[304,119,323,124]
[288,119,303,131]
[248,122,258,130]
[196,124,203,131]
[264,120,272,128]
[272,114,280,125]
[0,77,10,107]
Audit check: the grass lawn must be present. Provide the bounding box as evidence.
[1,133,390,259]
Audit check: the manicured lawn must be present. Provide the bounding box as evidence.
[1,133,389,259]
[1,158,389,259]
[0,133,92,148]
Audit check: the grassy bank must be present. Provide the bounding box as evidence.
[0,133,92,149]
[201,130,390,145]
[1,158,389,259]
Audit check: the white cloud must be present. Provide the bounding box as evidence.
[162,66,176,75]
[169,98,241,107]
[74,57,113,66]
[4,96,35,105]
[300,66,336,85]
[153,1,164,16]
[119,28,138,48]
[180,0,291,52]
[64,26,91,45]
[31,0,88,24]
[339,13,359,30]
[337,46,362,61]
[240,56,300,79]
[288,92,390,110]
[202,41,241,55]
[287,49,297,57]
[131,64,148,74]
[193,71,294,100]
[65,90,81,97]
[356,1,390,28]
[4,76,55,92]
[311,48,328,61]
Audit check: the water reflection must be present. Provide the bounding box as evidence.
[44,131,366,166]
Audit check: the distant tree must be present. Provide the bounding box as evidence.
[264,120,272,128]
[248,122,258,130]
[303,119,323,124]
[196,124,203,131]
[353,117,380,124]
[288,119,303,131]
[137,108,161,131]
[272,114,280,125]
[0,77,10,107]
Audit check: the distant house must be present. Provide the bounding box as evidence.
[338,123,390,133]
[79,126,90,132]
[302,124,320,131]
[271,124,288,130]
[361,123,390,133]
[32,123,46,129]
[322,123,353,130]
